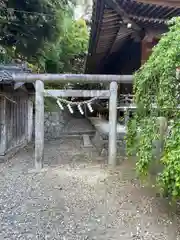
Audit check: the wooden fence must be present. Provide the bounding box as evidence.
[0,91,33,158]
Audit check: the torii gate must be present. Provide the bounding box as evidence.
[12,73,133,170]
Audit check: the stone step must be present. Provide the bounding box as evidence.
[60,130,95,136]
[82,134,93,148]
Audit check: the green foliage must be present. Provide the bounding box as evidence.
[158,121,180,198]
[0,1,89,112]
[0,0,73,57]
[32,17,89,89]
[0,1,89,76]
[127,17,180,200]
[38,18,89,74]
[0,46,14,63]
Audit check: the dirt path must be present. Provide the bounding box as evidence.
[0,139,179,239]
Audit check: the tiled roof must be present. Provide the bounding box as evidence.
[0,64,34,90]
[0,64,31,83]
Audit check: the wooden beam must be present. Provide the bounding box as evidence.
[110,29,132,53]
[136,0,180,8]
[0,97,7,156]
[108,81,118,166]
[129,14,166,25]
[99,27,132,72]
[44,90,110,98]
[99,25,131,71]
[35,80,44,170]
[92,0,105,54]
[105,0,141,31]
[88,0,105,55]
[12,74,133,84]
[143,29,165,42]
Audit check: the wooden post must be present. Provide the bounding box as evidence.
[0,97,7,156]
[157,116,168,153]
[35,80,44,170]
[108,81,118,166]
[27,97,33,142]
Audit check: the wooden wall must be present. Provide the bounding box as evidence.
[0,87,33,157]
[141,37,159,65]
[0,97,6,155]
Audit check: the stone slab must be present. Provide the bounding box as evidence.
[82,134,93,147]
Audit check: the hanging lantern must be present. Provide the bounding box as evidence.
[67,104,73,114]
[87,102,93,112]
[57,99,64,110]
[78,104,84,115]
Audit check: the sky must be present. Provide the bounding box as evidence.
[74,0,93,20]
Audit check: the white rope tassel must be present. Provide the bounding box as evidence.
[78,104,84,115]
[57,99,64,110]
[67,104,73,114]
[87,102,93,112]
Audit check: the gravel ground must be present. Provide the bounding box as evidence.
[0,139,179,240]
